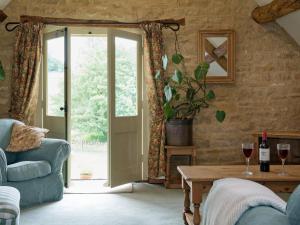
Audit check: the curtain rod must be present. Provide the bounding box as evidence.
[5,15,185,32]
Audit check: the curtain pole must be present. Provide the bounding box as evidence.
[5,16,185,32]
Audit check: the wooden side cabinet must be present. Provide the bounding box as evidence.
[253,131,300,165]
[165,145,197,189]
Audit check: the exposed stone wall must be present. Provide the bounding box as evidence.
[0,0,300,165]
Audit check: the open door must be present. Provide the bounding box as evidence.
[108,30,142,187]
[43,28,70,186]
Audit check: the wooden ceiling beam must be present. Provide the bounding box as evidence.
[0,10,7,23]
[252,0,300,24]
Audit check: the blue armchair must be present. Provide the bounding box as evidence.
[236,185,300,225]
[0,119,70,208]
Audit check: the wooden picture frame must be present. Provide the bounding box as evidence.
[198,30,235,83]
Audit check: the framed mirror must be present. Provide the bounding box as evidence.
[198,30,235,83]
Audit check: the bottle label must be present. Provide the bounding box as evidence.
[259,148,270,161]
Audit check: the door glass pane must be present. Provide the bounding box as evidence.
[115,37,138,117]
[46,37,65,117]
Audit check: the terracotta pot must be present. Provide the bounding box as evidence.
[80,172,93,180]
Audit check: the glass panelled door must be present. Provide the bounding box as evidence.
[109,30,142,187]
[43,29,68,139]
[43,28,142,189]
[43,28,70,186]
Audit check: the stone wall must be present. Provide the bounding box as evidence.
[0,0,300,165]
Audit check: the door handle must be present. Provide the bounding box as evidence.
[60,106,68,113]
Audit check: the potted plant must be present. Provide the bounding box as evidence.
[156,52,226,146]
[80,170,93,180]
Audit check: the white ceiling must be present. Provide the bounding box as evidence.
[0,0,11,10]
[255,0,300,45]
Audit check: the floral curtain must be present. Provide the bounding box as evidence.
[141,23,166,179]
[10,22,44,125]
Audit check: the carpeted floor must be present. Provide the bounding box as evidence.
[20,183,183,225]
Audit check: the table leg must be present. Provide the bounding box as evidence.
[193,204,201,225]
[192,150,197,165]
[192,184,202,225]
[182,177,191,225]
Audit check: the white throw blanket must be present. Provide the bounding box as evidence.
[201,178,286,225]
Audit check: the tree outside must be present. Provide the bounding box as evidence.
[48,35,138,179]
[49,36,137,143]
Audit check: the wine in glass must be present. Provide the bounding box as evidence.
[277,143,290,176]
[242,143,254,176]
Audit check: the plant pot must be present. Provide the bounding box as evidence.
[166,119,193,146]
[80,172,93,180]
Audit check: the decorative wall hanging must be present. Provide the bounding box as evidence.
[198,30,235,83]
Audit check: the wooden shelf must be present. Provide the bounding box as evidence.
[252,131,300,139]
[165,145,196,149]
[165,146,197,189]
[253,131,300,164]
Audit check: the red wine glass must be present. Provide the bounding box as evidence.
[277,144,290,176]
[242,143,254,175]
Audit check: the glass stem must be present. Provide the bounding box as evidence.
[246,158,250,173]
[282,159,286,174]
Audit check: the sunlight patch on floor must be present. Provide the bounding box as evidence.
[64,180,133,194]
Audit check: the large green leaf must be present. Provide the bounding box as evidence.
[163,102,175,120]
[206,90,215,100]
[0,61,5,81]
[172,69,183,84]
[216,110,226,122]
[155,70,161,80]
[172,53,184,64]
[162,54,168,71]
[164,85,173,102]
[194,65,204,80]
[202,62,209,70]
[200,62,209,78]
[194,63,210,81]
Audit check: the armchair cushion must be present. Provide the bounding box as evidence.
[0,119,23,150]
[7,161,51,182]
[6,123,48,152]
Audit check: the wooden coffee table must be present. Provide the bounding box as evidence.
[177,165,300,225]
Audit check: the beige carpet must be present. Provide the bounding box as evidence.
[21,183,183,225]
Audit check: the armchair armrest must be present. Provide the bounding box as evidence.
[17,139,71,173]
[0,148,7,183]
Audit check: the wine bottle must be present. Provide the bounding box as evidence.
[259,130,270,172]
